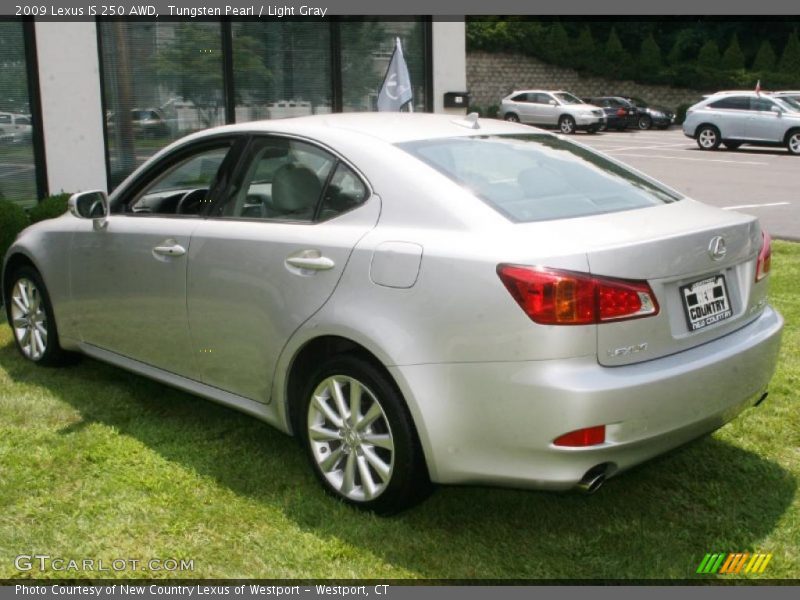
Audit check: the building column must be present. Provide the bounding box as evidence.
[35,20,107,195]
[432,20,468,115]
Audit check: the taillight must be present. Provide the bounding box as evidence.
[616,108,626,117]
[755,230,772,282]
[497,265,659,325]
[554,425,606,447]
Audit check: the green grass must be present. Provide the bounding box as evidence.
[1,243,799,580]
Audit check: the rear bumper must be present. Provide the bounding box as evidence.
[391,306,783,490]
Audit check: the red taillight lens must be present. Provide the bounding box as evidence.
[616,108,626,117]
[554,425,606,447]
[755,230,772,282]
[497,265,659,325]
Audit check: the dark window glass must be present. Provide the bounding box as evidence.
[511,93,527,102]
[232,22,330,122]
[708,96,750,110]
[100,22,226,189]
[750,98,777,111]
[341,19,427,112]
[398,134,681,223]
[0,21,38,208]
[216,137,334,222]
[128,145,230,216]
[319,163,368,220]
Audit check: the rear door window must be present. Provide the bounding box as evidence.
[708,96,750,110]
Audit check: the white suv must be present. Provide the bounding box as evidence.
[683,91,800,155]
[500,90,605,134]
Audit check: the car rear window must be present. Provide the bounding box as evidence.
[397,134,681,222]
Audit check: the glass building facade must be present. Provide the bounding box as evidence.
[0,20,42,209]
[99,19,431,189]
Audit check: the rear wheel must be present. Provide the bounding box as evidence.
[300,354,431,514]
[4,266,71,366]
[696,125,721,150]
[559,115,576,135]
[787,131,800,155]
[504,113,520,123]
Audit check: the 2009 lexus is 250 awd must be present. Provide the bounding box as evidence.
[3,113,783,513]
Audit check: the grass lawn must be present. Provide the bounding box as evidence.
[1,242,798,580]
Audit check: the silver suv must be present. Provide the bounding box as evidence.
[500,90,605,134]
[683,91,800,155]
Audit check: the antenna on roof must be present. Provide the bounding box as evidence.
[452,112,480,130]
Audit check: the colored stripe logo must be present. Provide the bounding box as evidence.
[696,552,772,574]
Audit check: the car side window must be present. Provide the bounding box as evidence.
[215,137,336,222]
[126,145,231,216]
[750,98,777,112]
[318,163,369,220]
[708,96,749,110]
[511,93,528,103]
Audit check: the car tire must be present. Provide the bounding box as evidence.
[696,125,721,150]
[299,354,431,514]
[559,115,576,135]
[638,115,652,130]
[586,127,598,134]
[723,141,741,150]
[4,266,73,366]
[504,113,520,123]
[786,130,800,155]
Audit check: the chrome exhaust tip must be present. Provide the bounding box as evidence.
[574,464,609,495]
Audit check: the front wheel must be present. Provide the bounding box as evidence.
[787,131,800,155]
[504,113,520,123]
[696,126,721,150]
[559,115,576,134]
[5,266,71,366]
[638,115,652,130]
[300,354,431,514]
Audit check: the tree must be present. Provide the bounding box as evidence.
[572,26,596,70]
[0,22,29,113]
[779,30,800,73]
[544,21,570,65]
[721,34,745,70]
[697,40,721,68]
[604,27,627,78]
[639,33,662,71]
[752,40,777,71]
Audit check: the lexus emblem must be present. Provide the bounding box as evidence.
[708,236,727,261]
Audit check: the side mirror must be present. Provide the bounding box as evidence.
[548,99,558,106]
[771,105,783,116]
[68,190,109,230]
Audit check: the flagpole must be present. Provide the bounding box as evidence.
[396,37,413,112]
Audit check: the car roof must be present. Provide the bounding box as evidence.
[176,112,551,146]
[508,90,569,95]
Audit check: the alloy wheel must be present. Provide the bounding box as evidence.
[560,117,575,134]
[9,278,48,361]
[698,128,718,149]
[638,115,652,130]
[789,133,800,155]
[307,375,395,502]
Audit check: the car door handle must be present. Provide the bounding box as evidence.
[285,251,335,271]
[152,242,186,257]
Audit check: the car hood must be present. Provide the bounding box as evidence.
[567,103,603,111]
[647,105,674,114]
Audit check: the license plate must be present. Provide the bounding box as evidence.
[680,275,732,331]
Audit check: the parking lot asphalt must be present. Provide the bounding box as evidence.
[574,127,800,241]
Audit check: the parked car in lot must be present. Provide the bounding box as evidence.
[3,113,782,513]
[683,91,800,154]
[107,108,170,138]
[582,96,638,131]
[0,112,33,144]
[621,96,675,129]
[772,91,800,107]
[500,90,605,134]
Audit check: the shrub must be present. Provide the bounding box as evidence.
[28,193,71,224]
[486,104,500,118]
[0,200,30,262]
[675,103,693,125]
[721,34,745,70]
[467,105,484,116]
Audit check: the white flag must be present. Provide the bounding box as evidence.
[377,38,413,112]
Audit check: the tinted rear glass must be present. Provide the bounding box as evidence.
[398,134,681,222]
[708,96,750,110]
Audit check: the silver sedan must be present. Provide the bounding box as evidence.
[2,113,783,513]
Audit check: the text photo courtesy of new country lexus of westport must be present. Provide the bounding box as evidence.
[3,112,782,514]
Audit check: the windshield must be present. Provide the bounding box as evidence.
[630,97,647,107]
[553,92,583,105]
[398,134,681,223]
